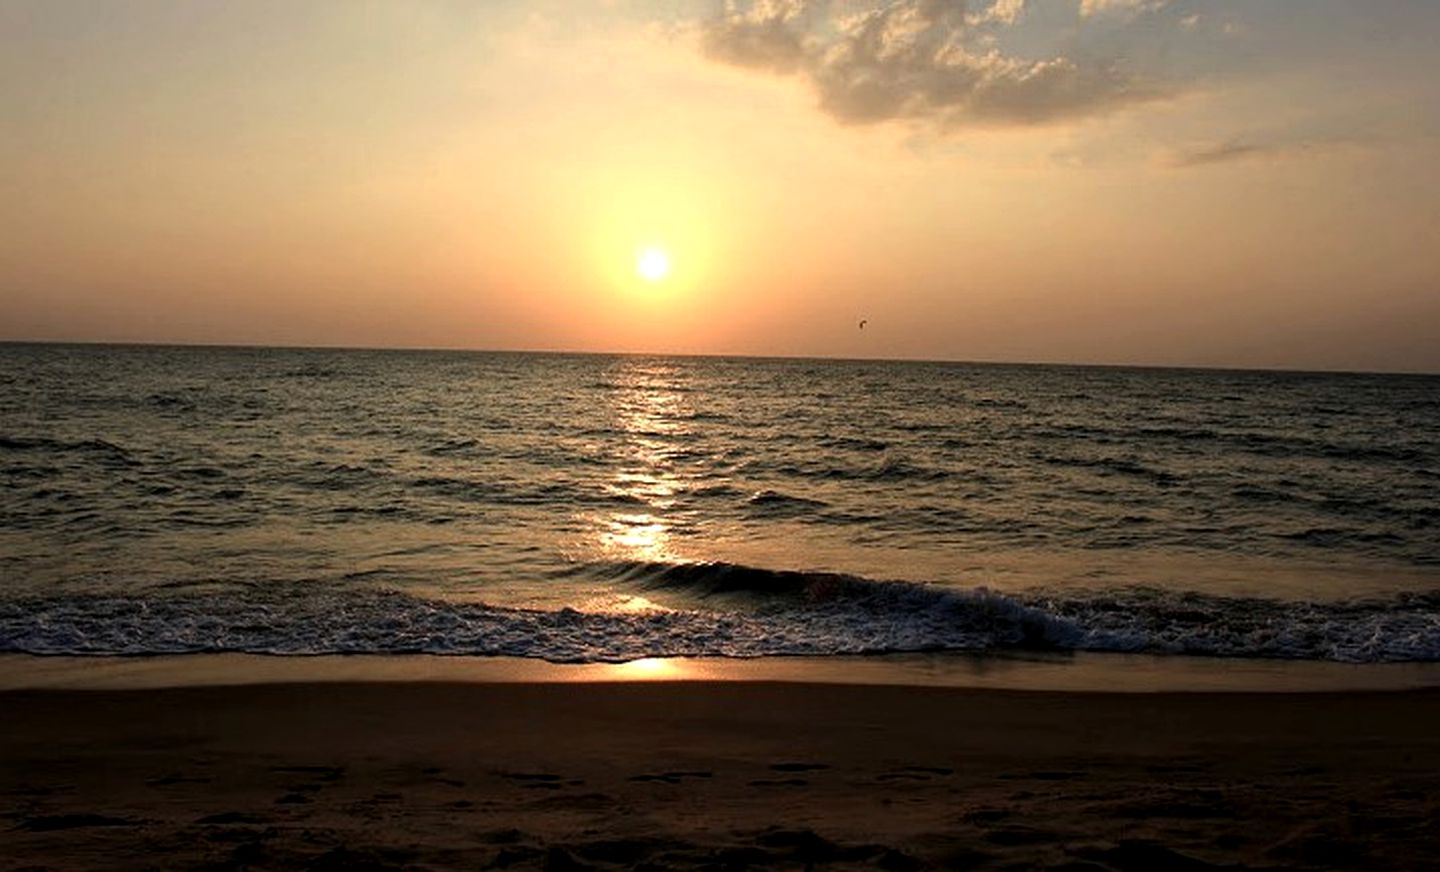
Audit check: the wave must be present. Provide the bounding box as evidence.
[745,490,828,516]
[579,559,862,599]
[2,562,1437,663]
[817,436,890,452]
[1040,454,1179,485]
[0,436,139,467]
[750,455,950,484]
[1037,423,1431,466]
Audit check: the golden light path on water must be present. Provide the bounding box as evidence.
[581,359,707,623]
[595,360,692,566]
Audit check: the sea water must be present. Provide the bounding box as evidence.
[1,343,1437,662]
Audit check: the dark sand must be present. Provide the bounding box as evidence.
[3,681,1439,870]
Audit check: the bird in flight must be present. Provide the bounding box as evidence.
[858,319,868,330]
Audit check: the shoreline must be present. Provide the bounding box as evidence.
[4,679,1438,869]
[4,650,1440,693]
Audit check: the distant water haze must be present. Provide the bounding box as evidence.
[2,344,1437,662]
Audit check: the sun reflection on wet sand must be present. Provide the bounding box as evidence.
[608,657,684,680]
[10,652,1440,692]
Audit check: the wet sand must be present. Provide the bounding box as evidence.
[3,681,1439,870]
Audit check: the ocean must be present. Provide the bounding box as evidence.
[1,343,1437,663]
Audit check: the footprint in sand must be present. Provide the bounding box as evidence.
[271,779,326,804]
[877,765,954,782]
[417,767,466,788]
[196,811,268,825]
[18,813,139,832]
[527,792,615,811]
[768,762,830,773]
[984,825,1068,846]
[8,784,71,797]
[497,771,562,782]
[998,770,1083,781]
[900,765,953,776]
[496,771,583,790]
[268,764,345,782]
[961,807,1011,824]
[145,773,212,787]
[628,771,714,784]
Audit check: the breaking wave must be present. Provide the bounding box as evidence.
[2,562,1437,664]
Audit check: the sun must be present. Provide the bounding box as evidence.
[636,246,671,282]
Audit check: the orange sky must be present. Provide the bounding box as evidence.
[3,0,1439,371]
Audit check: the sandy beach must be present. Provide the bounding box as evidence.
[4,677,1439,870]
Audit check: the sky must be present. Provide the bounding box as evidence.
[2,0,1439,372]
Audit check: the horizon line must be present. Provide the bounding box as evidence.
[1,337,1436,379]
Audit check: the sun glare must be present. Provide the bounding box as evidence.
[636,247,671,282]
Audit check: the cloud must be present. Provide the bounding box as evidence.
[1168,142,1264,167]
[975,0,1024,26]
[699,0,813,73]
[1167,137,1367,169]
[700,0,1172,130]
[1079,0,1168,17]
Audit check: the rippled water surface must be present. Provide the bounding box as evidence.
[2,344,1437,661]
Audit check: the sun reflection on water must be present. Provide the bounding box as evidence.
[599,512,670,561]
[591,361,705,565]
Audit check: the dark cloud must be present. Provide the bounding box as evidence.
[701,0,1172,129]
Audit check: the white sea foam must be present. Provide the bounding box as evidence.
[2,567,1437,663]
